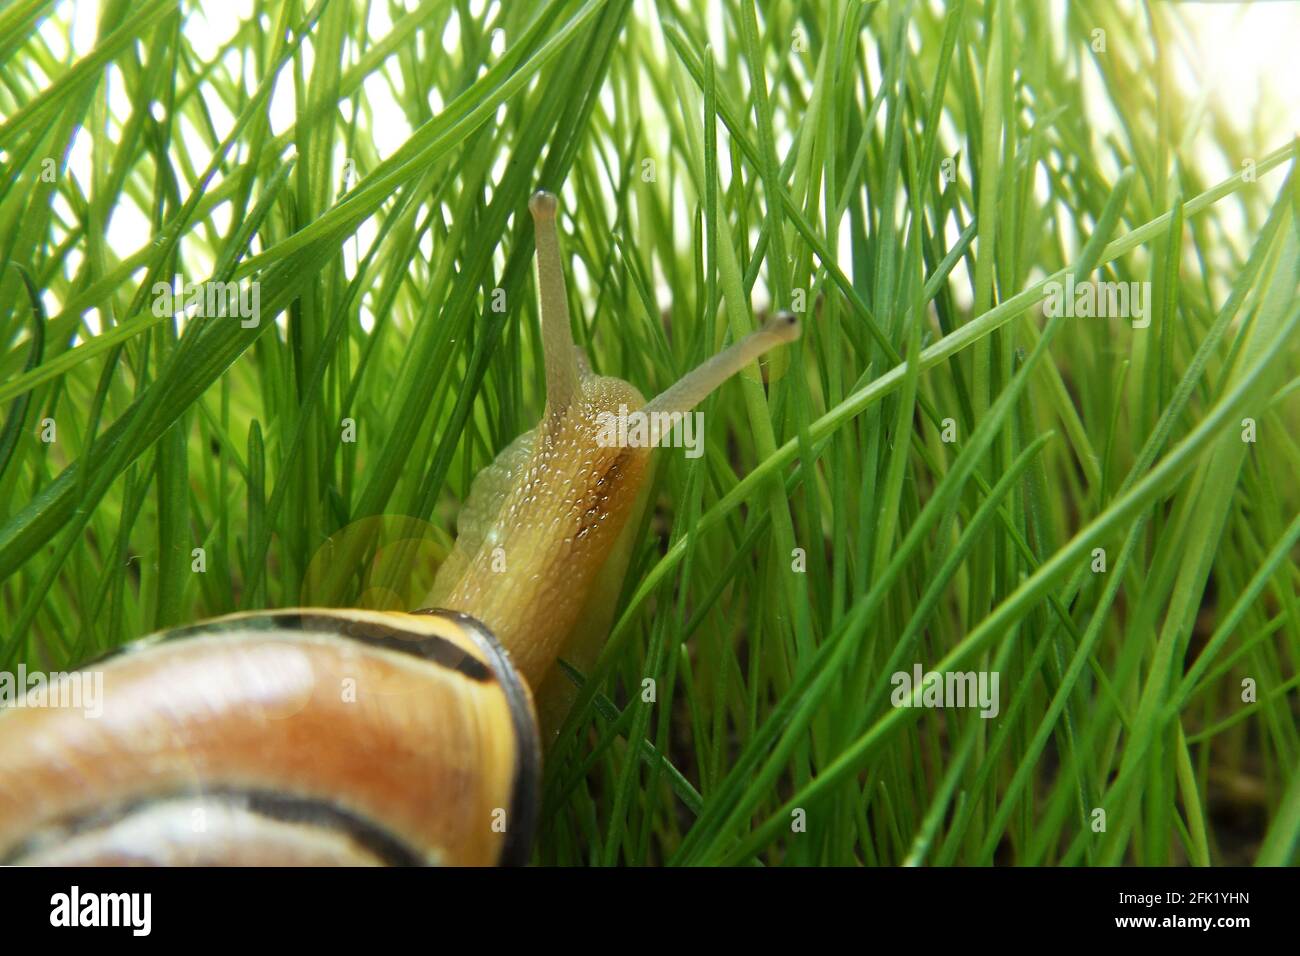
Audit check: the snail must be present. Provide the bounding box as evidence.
[0,190,800,866]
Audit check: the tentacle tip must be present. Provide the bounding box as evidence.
[763,310,802,343]
[529,190,558,220]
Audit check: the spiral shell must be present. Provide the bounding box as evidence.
[0,608,539,866]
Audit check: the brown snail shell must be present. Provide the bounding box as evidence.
[0,609,538,866]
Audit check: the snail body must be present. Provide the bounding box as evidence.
[0,191,800,866]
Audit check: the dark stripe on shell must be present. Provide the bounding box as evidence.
[0,788,429,866]
[83,610,491,681]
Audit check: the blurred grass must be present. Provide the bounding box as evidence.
[1,0,1298,865]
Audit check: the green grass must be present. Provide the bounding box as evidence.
[2,0,1298,865]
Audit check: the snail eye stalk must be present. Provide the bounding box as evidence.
[641,312,801,418]
[529,190,580,417]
